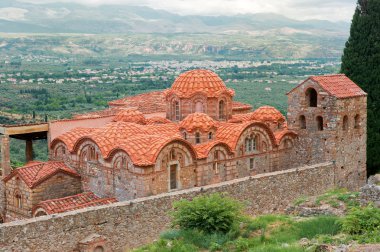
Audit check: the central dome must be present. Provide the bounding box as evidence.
[170,69,230,98]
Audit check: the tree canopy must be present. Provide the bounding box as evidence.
[341,0,380,175]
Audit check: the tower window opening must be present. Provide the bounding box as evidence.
[299,115,306,129]
[354,114,360,129]
[195,132,201,144]
[316,116,324,131]
[343,115,348,130]
[306,88,318,107]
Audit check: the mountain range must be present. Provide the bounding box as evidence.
[0,0,350,35]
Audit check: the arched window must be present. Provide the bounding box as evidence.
[174,101,180,121]
[354,114,360,129]
[213,150,220,174]
[195,132,201,144]
[245,135,257,153]
[316,116,323,131]
[89,146,96,161]
[343,115,348,130]
[183,132,187,140]
[299,115,306,129]
[195,101,204,113]
[15,193,22,209]
[219,100,226,120]
[306,88,318,107]
[208,132,213,140]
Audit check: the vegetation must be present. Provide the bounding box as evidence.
[135,192,380,252]
[341,204,380,243]
[341,0,380,174]
[171,193,243,233]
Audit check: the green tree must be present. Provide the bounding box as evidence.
[341,0,380,174]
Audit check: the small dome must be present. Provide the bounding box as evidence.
[169,69,234,98]
[113,108,146,124]
[251,106,285,123]
[179,113,217,133]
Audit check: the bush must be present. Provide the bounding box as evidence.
[171,193,243,233]
[341,204,380,243]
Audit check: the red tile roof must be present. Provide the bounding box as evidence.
[229,106,285,124]
[3,161,80,188]
[288,74,367,99]
[32,192,117,215]
[193,140,234,159]
[51,127,96,152]
[145,116,172,125]
[112,108,146,124]
[274,130,298,145]
[111,136,196,166]
[164,69,235,98]
[108,91,167,114]
[179,113,217,133]
[251,106,285,123]
[229,112,255,123]
[232,101,252,111]
[216,121,277,150]
[72,108,121,119]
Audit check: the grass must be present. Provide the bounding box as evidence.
[316,188,360,208]
[135,215,342,252]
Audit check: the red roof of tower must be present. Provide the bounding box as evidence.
[287,74,367,99]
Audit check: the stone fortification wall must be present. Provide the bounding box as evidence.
[0,162,334,252]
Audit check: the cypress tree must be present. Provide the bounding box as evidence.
[341,0,380,175]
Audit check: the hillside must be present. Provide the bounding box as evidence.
[0,1,350,35]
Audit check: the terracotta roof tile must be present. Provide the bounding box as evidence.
[251,106,285,123]
[112,108,146,124]
[32,192,117,215]
[193,140,233,159]
[108,91,166,114]
[165,69,235,98]
[216,121,277,150]
[179,113,217,133]
[229,112,255,123]
[232,101,252,111]
[274,129,298,145]
[72,108,122,119]
[3,161,80,188]
[145,116,172,125]
[51,127,96,151]
[288,74,367,99]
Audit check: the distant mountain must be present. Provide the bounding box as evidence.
[0,1,349,35]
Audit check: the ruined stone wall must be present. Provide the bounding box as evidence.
[0,162,334,252]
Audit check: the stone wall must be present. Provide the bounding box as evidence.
[0,162,334,252]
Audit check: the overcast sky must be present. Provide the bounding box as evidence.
[18,0,358,22]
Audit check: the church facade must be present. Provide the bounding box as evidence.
[0,69,367,222]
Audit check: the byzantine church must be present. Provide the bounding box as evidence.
[1,69,367,222]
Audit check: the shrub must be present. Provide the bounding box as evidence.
[341,204,380,243]
[171,193,243,233]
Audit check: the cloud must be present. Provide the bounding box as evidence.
[17,0,357,21]
[0,7,28,21]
